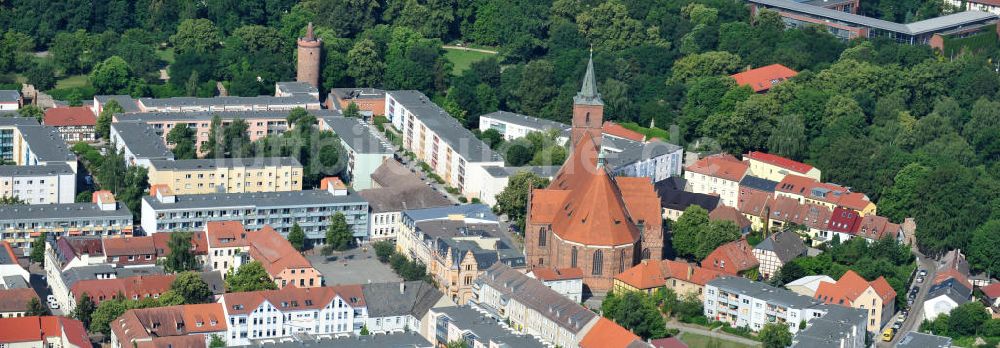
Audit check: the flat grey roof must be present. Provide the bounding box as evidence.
[330,88,386,100]
[116,109,340,122]
[389,91,502,163]
[482,165,562,178]
[709,276,820,308]
[321,116,393,154]
[138,94,320,108]
[15,125,77,162]
[403,204,497,223]
[480,111,569,132]
[111,121,174,160]
[142,189,367,211]
[0,163,74,176]
[361,281,444,318]
[751,0,997,34]
[238,331,432,348]
[436,306,546,348]
[0,117,39,127]
[606,140,683,168]
[275,81,318,95]
[791,304,866,348]
[149,157,301,171]
[358,185,452,213]
[895,332,953,348]
[0,203,132,221]
[95,95,141,112]
[0,90,20,103]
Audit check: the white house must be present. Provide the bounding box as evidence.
[219,285,367,346]
[526,267,585,303]
[922,278,971,321]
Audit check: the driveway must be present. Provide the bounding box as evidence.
[26,261,67,316]
[878,250,937,347]
[376,126,462,205]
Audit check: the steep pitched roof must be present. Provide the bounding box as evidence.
[702,239,759,275]
[220,285,365,316]
[870,276,897,303]
[753,231,806,263]
[814,270,895,306]
[102,235,156,256]
[980,282,1000,300]
[686,154,748,182]
[530,267,584,281]
[579,317,643,348]
[0,288,39,312]
[204,221,250,248]
[616,259,722,290]
[361,281,444,318]
[709,206,752,230]
[730,64,798,92]
[43,106,96,126]
[655,179,720,212]
[603,121,645,142]
[246,226,315,277]
[0,316,88,347]
[479,263,597,334]
[71,274,176,303]
[827,207,862,235]
[738,189,773,218]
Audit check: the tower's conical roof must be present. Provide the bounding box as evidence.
[574,49,603,106]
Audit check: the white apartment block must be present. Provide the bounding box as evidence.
[0,164,75,204]
[318,116,394,190]
[109,121,175,168]
[135,95,321,113]
[219,286,367,346]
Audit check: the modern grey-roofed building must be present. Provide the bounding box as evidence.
[478,111,570,141]
[472,263,598,348]
[895,331,953,348]
[0,200,133,254]
[136,94,321,112]
[110,121,175,168]
[92,95,141,114]
[430,306,546,348]
[235,331,433,348]
[141,186,369,241]
[923,277,972,321]
[361,281,450,335]
[790,304,867,348]
[478,165,561,206]
[319,116,394,189]
[749,0,998,44]
[606,140,684,182]
[274,81,319,99]
[148,157,301,171]
[358,182,452,241]
[0,90,21,111]
[0,162,76,204]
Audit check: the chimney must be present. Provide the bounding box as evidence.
[399,282,405,294]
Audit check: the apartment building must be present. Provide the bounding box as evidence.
[685,154,749,208]
[274,81,320,99]
[477,165,560,207]
[0,316,90,348]
[744,151,820,182]
[110,303,228,348]
[360,160,452,240]
[704,275,867,348]
[473,263,598,348]
[0,163,75,204]
[135,94,321,113]
[0,118,78,204]
[813,270,896,333]
[385,91,504,199]
[109,121,175,168]
[113,109,338,153]
[0,191,132,254]
[478,111,569,141]
[328,88,386,117]
[526,267,584,303]
[218,285,367,346]
[360,281,452,335]
[47,264,164,314]
[203,222,323,288]
[427,306,547,347]
[141,184,368,242]
[318,116,393,189]
[147,157,303,195]
[396,204,524,304]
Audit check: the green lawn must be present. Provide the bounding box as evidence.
[678,332,759,348]
[156,48,175,64]
[443,48,496,75]
[54,74,91,89]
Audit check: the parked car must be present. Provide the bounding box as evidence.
[916,276,925,283]
[918,269,928,277]
[896,314,906,323]
[46,295,56,303]
[882,328,896,342]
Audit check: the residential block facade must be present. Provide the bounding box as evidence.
[147,157,303,195]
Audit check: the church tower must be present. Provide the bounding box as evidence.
[296,23,322,88]
[571,50,604,147]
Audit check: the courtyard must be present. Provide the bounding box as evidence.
[306,247,402,286]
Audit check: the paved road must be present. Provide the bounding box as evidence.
[877,249,937,347]
[666,321,761,347]
[375,126,462,205]
[442,45,498,54]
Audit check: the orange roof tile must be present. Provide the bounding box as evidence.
[180,303,227,333]
[933,268,972,289]
[870,276,897,303]
[836,192,872,211]
[981,283,1000,299]
[103,235,155,256]
[580,317,643,348]
[92,190,115,204]
[0,288,39,312]
[72,274,176,304]
[814,270,869,306]
[246,226,315,277]
[686,154,748,182]
[744,151,813,174]
[602,121,645,142]
[730,64,798,92]
[43,106,96,126]
[615,260,666,290]
[0,316,86,345]
[701,239,758,275]
[152,231,208,257]
[709,206,751,230]
[531,267,584,281]
[0,241,17,264]
[205,221,250,248]
[738,189,772,218]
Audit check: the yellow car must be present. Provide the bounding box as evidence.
[882,328,896,342]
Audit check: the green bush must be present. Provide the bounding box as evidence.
[458,196,468,203]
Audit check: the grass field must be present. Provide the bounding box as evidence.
[54,74,90,89]
[443,48,496,75]
[678,332,759,348]
[156,48,175,64]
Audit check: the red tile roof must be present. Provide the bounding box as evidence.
[744,151,813,174]
[43,106,96,126]
[616,259,722,290]
[204,221,250,248]
[701,239,758,275]
[730,64,798,92]
[246,226,315,277]
[220,285,366,316]
[530,267,584,281]
[827,207,862,235]
[152,231,208,257]
[602,121,645,142]
[579,317,644,348]
[709,205,752,230]
[738,189,772,218]
[0,316,88,347]
[71,274,177,304]
[980,283,1000,300]
[686,154,749,182]
[857,215,900,241]
[933,268,972,289]
[103,235,156,257]
[0,288,39,312]
[814,270,896,307]
[111,304,226,347]
[870,276,897,303]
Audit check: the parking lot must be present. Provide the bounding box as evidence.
[306,247,402,286]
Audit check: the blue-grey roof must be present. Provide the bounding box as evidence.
[321,116,393,154]
[138,94,319,108]
[275,81,318,95]
[479,111,569,132]
[0,90,20,103]
[142,189,367,210]
[61,265,164,289]
[0,117,39,127]
[654,180,720,211]
[148,157,301,171]
[403,204,498,223]
[0,163,73,176]
[740,175,778,192]
[15,125,77,162]
[481,165,562,179]
[476,263,597,334]
[895,332,953,348]
[708,276,820,308]
[0,203,132,221]
[116,109,339,122]
[389,91,502,163]
[791,304,866,348]
[95,95,140,112]
[605,140,683,168]
[361,281,444,318]
[110,121,174,160]
[435,306,547,348]
[751,0,997,35]
[754,231,807,263]
[927,278,972,304]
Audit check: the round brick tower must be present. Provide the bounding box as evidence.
[296,22,321,88]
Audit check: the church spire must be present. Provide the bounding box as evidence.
[574,47,603,106]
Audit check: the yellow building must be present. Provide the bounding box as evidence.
[613,259,722,300]
[147,157,302,195]
[814,270,897,333]
[744,151,821,182]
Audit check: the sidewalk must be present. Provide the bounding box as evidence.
[665,320,762,347]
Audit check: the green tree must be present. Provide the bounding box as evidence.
[223,118,252,158]
[373,240,395,263]
[288,223,306,251]
[166,124,197,160]
[26,297,50,316]
[29,232,46,264]
[90,56,133,94]
[768,113,807,160]
[171,19,221,55]
[90,297,130,335]
[444,340,468,348]
[209,334,226,348]
[478,128,504,149]
[72,293,96,328]
[17,105,44,123]
[96,100,124,140]
[203,115,224,158]
[163,232,200,273]
[968,220,1000,276]
[324,212,353,253]
[24,60,57,90]
[760,322,793,348]
[347,39,385,87]
[576,0,667,51]
[947,302,990,336]
[601,291,670,339]
[343,102,361,118]
[225,261,278,292]
[171,272,213,304]
[494,171,549,232]
[671,206,740,260]
[670,51,742,83]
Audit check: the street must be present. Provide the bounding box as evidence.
[371,123,462,205]
[877,249,937,347]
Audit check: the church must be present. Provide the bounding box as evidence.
[524,54,664,293]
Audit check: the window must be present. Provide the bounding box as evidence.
[619,250,626,273]
[538,228,546,247]
[592,250,603,275]
[570,247,578,268]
